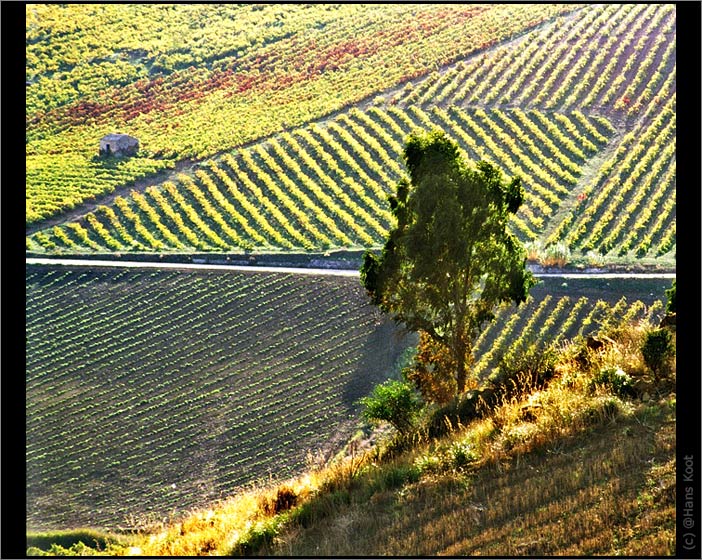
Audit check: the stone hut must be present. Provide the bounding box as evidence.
[99,133,139,157]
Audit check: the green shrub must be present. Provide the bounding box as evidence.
[449,441,478,470]
[414,442,477,475]
[641,328,675,378]
[578,396,622,426]
[233,514,289,555]
[26,541,106,556]
[665,280,676,313]
[379,464,421,490]
[414,453,442,475]
[590,366,634,397]
[359,379,423,434]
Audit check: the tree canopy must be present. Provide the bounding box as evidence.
[361,129,535,395]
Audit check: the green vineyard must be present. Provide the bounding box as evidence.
[26,266,669,532]
[26,3,569,223]
[26,3,675,262]
[24,2,678,548]
[26,107,614,254]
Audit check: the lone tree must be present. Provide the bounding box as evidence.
[361,130,535,396]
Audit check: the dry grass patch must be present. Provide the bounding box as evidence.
[134,472,324,556]
[281,397,674,557]
[263,325,675,557]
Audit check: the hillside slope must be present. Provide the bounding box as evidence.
[26,3,570,224]
[266,397,676,556]
[26,265,670,534]
[28,307,676,556]
[26,3,675,264]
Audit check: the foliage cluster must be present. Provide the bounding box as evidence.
[359,379,423,435]
[641,328,675,379]
[362,129,535,397]
[665,279,675,313]
[363,301,674,446]
[590,366,635,398]
[25,530,124,556]
[402,331,457,405]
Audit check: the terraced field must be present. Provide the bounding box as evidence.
[26,107,614,253]
[26,3,675,262]
[471,277,667,382]
[26,266,670,532]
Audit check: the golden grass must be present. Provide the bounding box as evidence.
[258,322,676,556]
[267,393,675,556]
[132,472,327,556]
[130,441,379,555]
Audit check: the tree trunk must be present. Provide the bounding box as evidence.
[452,316,466,397]
[454,329,475,396]
[456,358,467,395]
[455,337,467,395]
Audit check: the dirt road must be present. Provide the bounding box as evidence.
[25,257,676,279]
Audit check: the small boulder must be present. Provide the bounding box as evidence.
[586,336,605,352]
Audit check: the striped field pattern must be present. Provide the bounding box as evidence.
[27,107,614,253]
[26,266,669,531]
[27,4,675,260]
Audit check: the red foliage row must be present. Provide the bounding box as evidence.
[27,4,512,135]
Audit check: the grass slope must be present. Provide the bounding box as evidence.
[268,397,675,556]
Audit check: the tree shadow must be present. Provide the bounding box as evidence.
[341,316,418,413]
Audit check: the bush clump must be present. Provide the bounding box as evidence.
[26,530,122,556]
[590,366,634,397]
[403,331,457,405]
[665,280,676,313]
[359,379,423,435]
[378,463,421,490]
[641,328,675,378]
[449,441,478,469]
[492,342,557,395]
[539,241,571,267]
[260,485,298,516]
